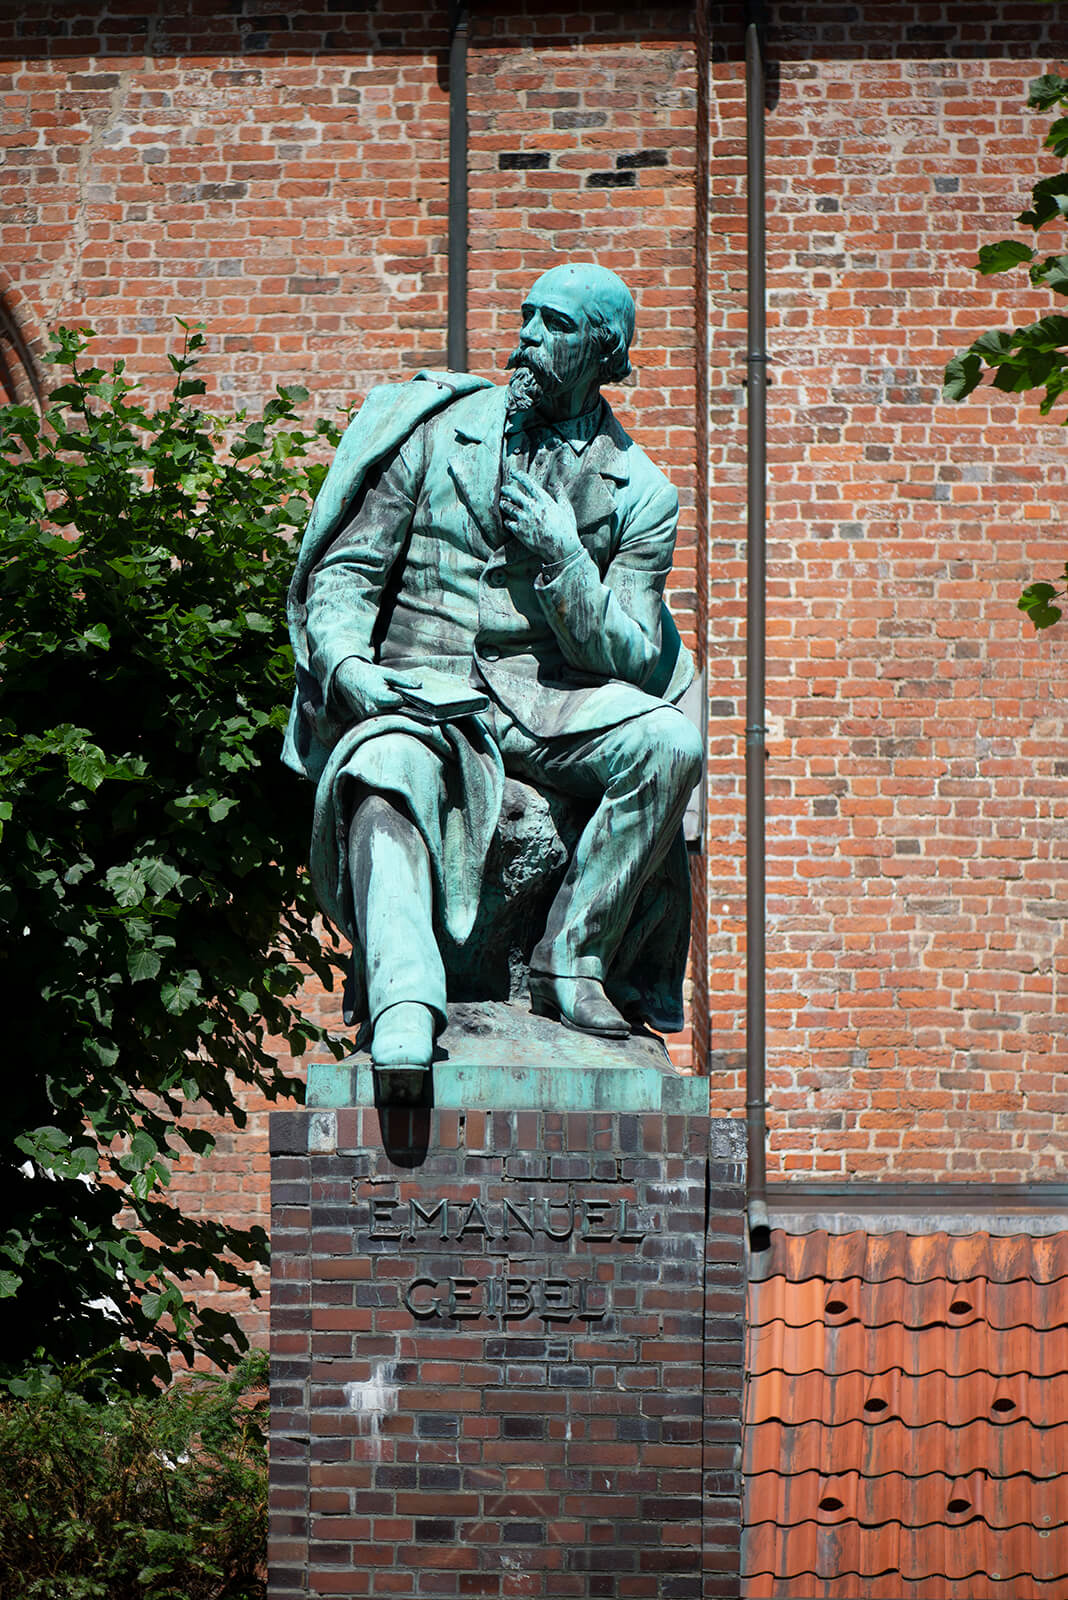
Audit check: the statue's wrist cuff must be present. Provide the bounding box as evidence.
[535,546,585,585]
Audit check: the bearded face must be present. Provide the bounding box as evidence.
[505,287,603,417]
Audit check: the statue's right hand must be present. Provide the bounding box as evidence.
[334,657,405,720]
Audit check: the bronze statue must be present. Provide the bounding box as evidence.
[284,264,699,1069]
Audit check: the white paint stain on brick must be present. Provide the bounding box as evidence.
[308,1111,337,1153]
[342,1361,398,1439]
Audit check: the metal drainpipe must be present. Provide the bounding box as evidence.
[446,1,469,373]
[744,0,771,1252]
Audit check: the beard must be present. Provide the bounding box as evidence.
[505,352,553,414]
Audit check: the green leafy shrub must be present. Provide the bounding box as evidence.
[0,1351,267,1599]
[0,325,342,1387]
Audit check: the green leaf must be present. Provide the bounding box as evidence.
[128,946,162,982]
[1018,173,1068,230]
[67,742,108,791]
[142,859,182,897]
[162,970,202,1015]
[128,1129,158,1168]
[1013,312,1068,350]
[106,864,148,907]
[942,351,984,402]
[1018,581,1064,629]
[971,329,1014,360]
[977,239,1034,275]
[140,1290,165,1322]
[66,1146,98,1178]
[1029,73,1068,111]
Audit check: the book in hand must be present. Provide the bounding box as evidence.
[383,666,490,722]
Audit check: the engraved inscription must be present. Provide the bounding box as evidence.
[403,1273,611,1325]
[353,1184,647,1330]
[362,1192,648,1244]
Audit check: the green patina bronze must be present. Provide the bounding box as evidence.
[284,263,700,1074]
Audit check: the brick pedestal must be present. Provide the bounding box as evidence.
[269,1070,745,1598]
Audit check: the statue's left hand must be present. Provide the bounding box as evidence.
[500,468,582,566]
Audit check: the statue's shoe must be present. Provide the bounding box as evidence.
[371,1002,435,1067]
[528,972,630,1040]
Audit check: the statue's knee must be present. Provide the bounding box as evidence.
[350,792,397,835]
[647,709,704,788]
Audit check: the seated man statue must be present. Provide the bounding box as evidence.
[283,262,701,1069]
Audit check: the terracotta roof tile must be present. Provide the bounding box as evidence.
[743,1229,1068,1599]
[749,1318,1068,1378]
[757,1229,1068,1285]
[743,1520,1068,1585]
[744,1470,1068,1529]
[747,1366,1062,1426]
[744,1419,1068,1480]
[743,1574,1066,1599]
[750,1274,1068,1331]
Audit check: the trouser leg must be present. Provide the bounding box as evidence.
[500,707,702,982]
[348,793,447,1028]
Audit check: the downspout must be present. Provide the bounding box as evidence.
[744,0,770,1252]
[446,0,469,372]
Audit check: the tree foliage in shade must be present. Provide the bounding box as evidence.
[0,326,342,1389]
[943,72,1068,628]
[0,1351,268,1598]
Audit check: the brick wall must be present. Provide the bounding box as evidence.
[3,0,1068,1347]
[269,1104,745,1598]
[743,5,1068,1178]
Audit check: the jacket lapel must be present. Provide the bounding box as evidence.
[447,388,510,546]
[562,424,629,534]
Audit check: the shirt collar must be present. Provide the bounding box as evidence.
[504,399,605,458]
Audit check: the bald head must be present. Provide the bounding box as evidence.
[528,263,635,384]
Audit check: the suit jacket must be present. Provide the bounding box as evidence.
[291,379,694,762]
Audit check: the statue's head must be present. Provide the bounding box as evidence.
[506,262,635,416]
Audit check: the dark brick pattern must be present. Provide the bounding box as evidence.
[269,1108,744,1597]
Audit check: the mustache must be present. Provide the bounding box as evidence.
[505,348,551,377]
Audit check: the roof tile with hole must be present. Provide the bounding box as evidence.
[743,1229,1068,1599]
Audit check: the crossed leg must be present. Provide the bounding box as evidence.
[495,703,702,1034]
